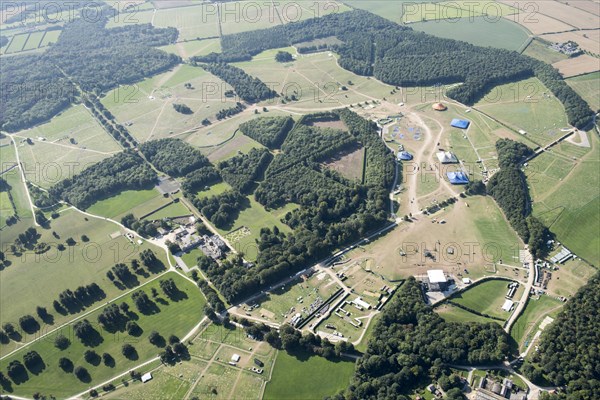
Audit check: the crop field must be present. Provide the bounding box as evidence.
[218,197,296,260]
[240,271,341,325]
[345,196,523,281]
[264,350,355,400]
[435,303,501,325]
[567,72,600,111]
[0,272,205,398]
[510,295,564,351]
[101,64,238,144]
[474,77,569,147]
[518,0,599,30]
[451,279,522,320]
[411,16,529,51]
[526,134,599,265]
[522,39,568,65]
[0,208,170,350]
[552,54,600,78]
[86,188,163,219]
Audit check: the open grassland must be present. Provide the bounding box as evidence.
[103,358,205,400]
[510,295,564,351]
[347,196,523,281]
[566,72,600,111]
[2,29,62,55]
[452,279,519,320]
[0,272,204,398]
[323,146,365,182]
[39,30,61,47]
[203,130,266,163]
[144,200,191,220]
[546,258,597,298]
[5,33,28,53]
[158,38,221,59]
[526,134,599,265]
[86,188,163,219]
[101,64,238,143]
[22,31,44,51]
[0,208,170,352]
[435,304,502,325]
[522,39,568,65]
[216,196,296,261]
[474,77,569,147]
[264,350,355,400]
[411,16,529,51]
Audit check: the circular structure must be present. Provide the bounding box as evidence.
[432,102,447,111]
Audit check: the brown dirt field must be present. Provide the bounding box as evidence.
[552,54,600,77]
[323,145,365,181]
[542,30,600,54]
[499,4,573,34]
[502,0,599,29]
[556,0,600,16]
[344,196,523,281]
[309,119,349,131]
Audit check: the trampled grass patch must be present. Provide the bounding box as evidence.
[264,350,355,400]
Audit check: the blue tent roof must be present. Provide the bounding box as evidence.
[447,171,469,184]
[451,119,470,129]
[398,151,413,161]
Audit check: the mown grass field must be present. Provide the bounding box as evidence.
[144,200,190,220]
[566,72,600,111]
[0,208,170,353]
[526,134,599,266]
[0,272,205,398]
[474,77,569,147]
[452,279,518,320]
[412,16,529,51]
[264,350,355,400]
[86,188,162,219]
[435,304,501,325]
[522,39,569,65]
[510,295,564,351]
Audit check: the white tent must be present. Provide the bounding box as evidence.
[436,151,458,164]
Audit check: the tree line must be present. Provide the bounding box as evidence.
[1,7,180,132]
[200,9,592,129]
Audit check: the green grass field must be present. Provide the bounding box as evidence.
[22,31,45,51]
[158,38,221,59]
[144,200,191,220]
[264,350,355,400]
[39,30,61,47]
[526,134,599,265]
[474,77,569,147]
[0,272,205,398]
[435,304,501,325]
[566,72,600,111]
[0,190,14,220]
[86,188,161,218]
[5,33,28,53]
[0,208,170,351]
[411,16,529,51]
[452,279,517,320]
[510,295,564,350]
[523,39,569,65]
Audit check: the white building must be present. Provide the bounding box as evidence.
[141,372,153,383]
[231,354,241,363]
[436,151,459,164]
[352,297,372,310]
[427,270,448,291]
[502,299,514,312]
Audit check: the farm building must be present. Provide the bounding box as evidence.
[427,270,448,292]
[352,297,372,310]
[397,151,413,161]
[447,171,469,184]
[436,151,458,164]
[550,246,573,264]
[502,299,514,312]
[450,119,470,129]
[432,103,447,111]
[231,354,241,363]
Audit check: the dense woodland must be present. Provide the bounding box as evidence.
[526,273,600,399]
[199,63,277,103]
[330,278,511,400]
[238,116,294,149]
[218,148,272,193]
[195,110,394,302]
[139,138,210,177]
[1,9,179,132]
[49,151,156,209]
[487,139,549,258]
[200,10,592,128]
